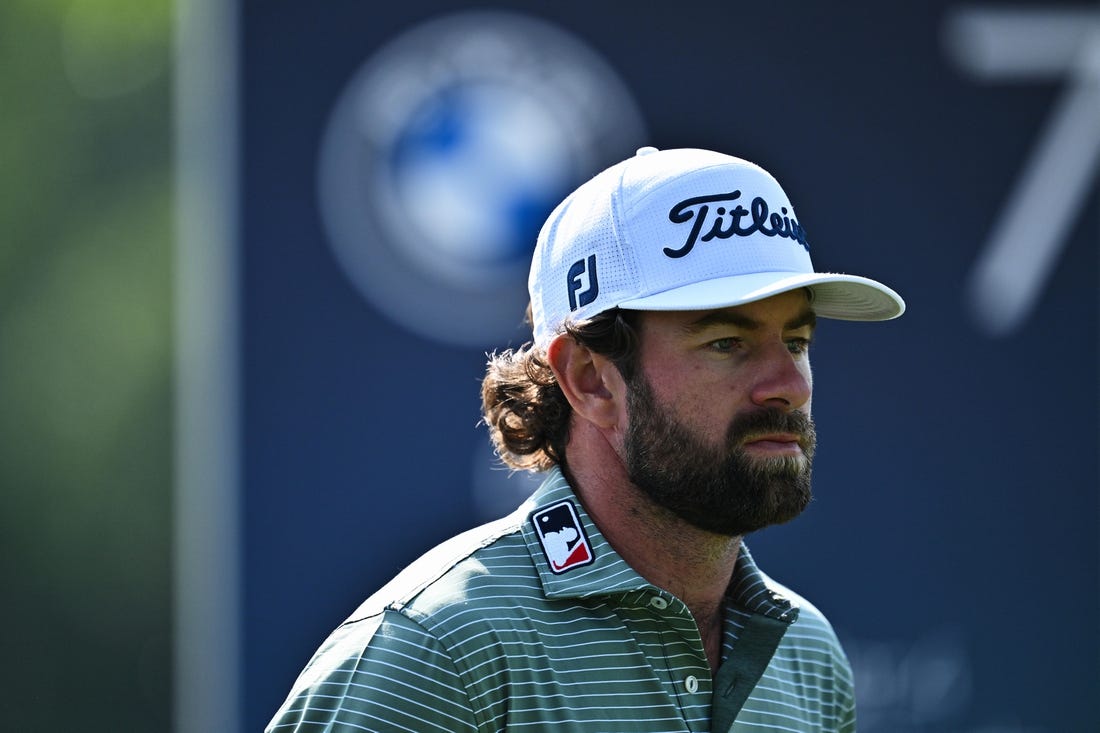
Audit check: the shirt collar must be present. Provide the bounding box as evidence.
[517,467,800,624]
[727,543,800,624]
[518,467,650,599]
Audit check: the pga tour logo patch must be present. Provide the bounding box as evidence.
[532,500,595,574]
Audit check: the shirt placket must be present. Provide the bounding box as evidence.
[632,589,714,732]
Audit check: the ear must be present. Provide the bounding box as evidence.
[546,335,627,430]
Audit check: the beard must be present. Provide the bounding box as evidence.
[623,374,816,537]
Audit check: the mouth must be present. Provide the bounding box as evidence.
[741,433,805,456]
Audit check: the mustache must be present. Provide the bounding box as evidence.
[727,408,816,452]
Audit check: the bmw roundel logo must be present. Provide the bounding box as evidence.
[317,11,647,347]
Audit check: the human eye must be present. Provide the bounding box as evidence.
[786,337,812,356]
[708,336,742,353]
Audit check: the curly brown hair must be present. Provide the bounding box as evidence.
[481,308,641,472]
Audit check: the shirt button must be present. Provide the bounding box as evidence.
[685,675,699,694]
[649,597,668,610]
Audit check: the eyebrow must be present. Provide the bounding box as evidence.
[682,307,818,334]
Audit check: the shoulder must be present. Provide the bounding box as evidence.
[747,573,857,730]
[770,572,844,651]
[267,512,536,732]
[775,579,844,645]
[267,610,481,732]
[755,570,853,681]
[732,545,848,657]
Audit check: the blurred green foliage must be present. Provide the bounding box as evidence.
[0,0,173,730]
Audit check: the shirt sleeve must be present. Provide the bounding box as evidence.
[838,692,857,733]
[836,647,857,733]
[266,610,480,733]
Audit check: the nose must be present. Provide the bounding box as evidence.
[749,344,812,411]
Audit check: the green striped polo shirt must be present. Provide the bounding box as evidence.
[268,468,856,732]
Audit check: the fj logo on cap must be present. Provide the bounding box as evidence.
[566,254,599,311]
[532,500,595,574]
[664,191,809,259]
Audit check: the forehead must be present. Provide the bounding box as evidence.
[637,289,815,334]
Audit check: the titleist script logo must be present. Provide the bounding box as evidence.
[665,191,809,259]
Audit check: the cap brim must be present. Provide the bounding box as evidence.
[617,271,905,321]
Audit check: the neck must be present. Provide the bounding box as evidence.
[563,422,741,670]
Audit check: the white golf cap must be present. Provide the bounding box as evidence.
[529,146,904,348]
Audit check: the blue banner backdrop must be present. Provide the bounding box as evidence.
[242,1,1099,730]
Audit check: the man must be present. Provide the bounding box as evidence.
[268,147,904,732]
